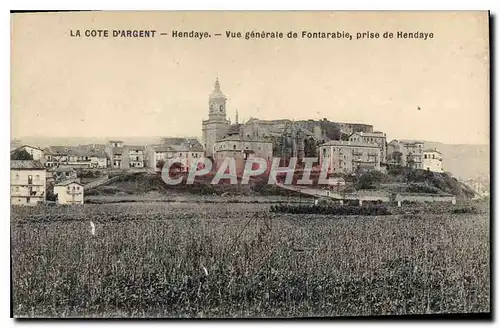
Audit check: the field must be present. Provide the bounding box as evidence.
[11,201,490,318]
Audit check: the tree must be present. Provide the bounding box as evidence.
[304,137,318,157]
[392,151,402,165]
[156,159,165,169]
[355,171,385,190]
[340,133,351,141]
[11,149,33,160]
[320,121,341,140]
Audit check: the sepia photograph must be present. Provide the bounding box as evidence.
[10,10,490,319]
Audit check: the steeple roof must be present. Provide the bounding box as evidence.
[210,78,226,100]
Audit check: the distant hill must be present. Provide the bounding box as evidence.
[11,136,200,148]
[423,141,490,181]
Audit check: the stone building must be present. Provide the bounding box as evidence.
[318,140,381,174]
[200,78,382,165]
[213,124,273,174]
[387,139,424,169]
[146,138,204,172]
[105,141,146,169]
[348,131,387,163]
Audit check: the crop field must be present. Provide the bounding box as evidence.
[11,202,490,318]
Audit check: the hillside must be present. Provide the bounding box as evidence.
[423,141,489,180]
[85,172,309,198]
[86,166,476,200]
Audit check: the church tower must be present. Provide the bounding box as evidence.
[202,78,230,157]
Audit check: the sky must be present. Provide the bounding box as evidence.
[11,11,490,145]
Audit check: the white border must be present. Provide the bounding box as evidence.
[2,1,497,327]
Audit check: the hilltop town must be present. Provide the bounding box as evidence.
[10,78,487,206]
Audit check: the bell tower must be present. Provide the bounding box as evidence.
[202,78,230,157]
[208,78,227,119]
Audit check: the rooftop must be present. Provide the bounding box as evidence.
[209,78,226,100]
[161,137,204,151]
[10,160,46,170]
[320,140,381,148]
[126,145,145,151]
[217,135,271,143]
[423,148,442,154]
[351,131,386,137]
[11,145,44,152]
[55,180,84,187]
[391,139,425,145]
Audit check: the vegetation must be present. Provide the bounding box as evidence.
[355,171,385,190]
[270,204,391,215]
[452,206,480,214]
[11,202,489,318]
[319,120,341,141]
[11,149,34,160]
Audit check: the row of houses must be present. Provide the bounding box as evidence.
[318,138,443,175]
[12,135,444,178]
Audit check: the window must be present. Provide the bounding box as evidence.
[15,187,19,192]
[15,174,19,180]
[72,186,76,191]
[67,186,70,191]
[77,186,80,191]
[233,145,236,150]
[36,175,40,180]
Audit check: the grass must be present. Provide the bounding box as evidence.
[11,202,490,318]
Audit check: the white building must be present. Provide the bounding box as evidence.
[90,153,108,168]
[10,160,47,206]
[423,148,444,173]
[54,180,84,205]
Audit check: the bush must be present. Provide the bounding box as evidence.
[407,183,440,194]
[355,171,386,190]
[270,204,391,216]
[452,206,480,214]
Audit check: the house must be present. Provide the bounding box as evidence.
[51,167,79,183]
[44,145,105,169]
[147,138,205,172]
[105,140,127,168]
[319,140,381,174]
[10,160,47,206]
[348,131,387,163]
[126,146,145,168]
[54,180,84,205]
[44,146,69,167]
[11,145,45,163]
[423,148,444,172]
[386,139,424,169]
[90,152,108,168]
